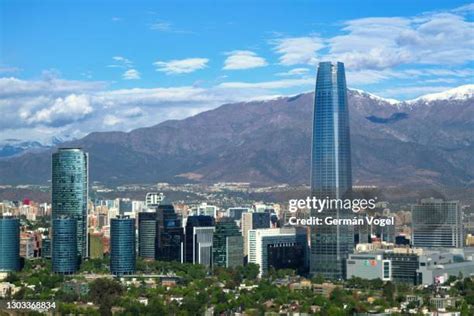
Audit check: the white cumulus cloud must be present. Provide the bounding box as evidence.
[272,36,325,66]
[153,58,209,74]
[22,94,93,126]
[327,12,474,70]
[122,69,141,80]
[223,50,268,70]
[103,114,122,126]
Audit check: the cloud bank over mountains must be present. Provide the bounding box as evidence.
[0,4,472,146]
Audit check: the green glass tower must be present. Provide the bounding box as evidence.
[213,218,243,268]
[52,148,88,260]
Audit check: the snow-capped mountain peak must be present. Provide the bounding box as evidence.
[349,88,400,105]
[407,84,474,103]
[0,135,77,158]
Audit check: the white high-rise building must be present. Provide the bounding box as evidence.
[241,212,270,256]
[145,192,164,208]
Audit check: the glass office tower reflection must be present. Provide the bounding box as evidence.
[52,148,88,260]
[310,61,353,280]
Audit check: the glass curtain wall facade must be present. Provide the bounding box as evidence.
[155,200,183,262]
[52,217,78,274]
[138,211,157,259]
[193,227,215,267]
[310,61,353,279]
[52,148,88,260]
[41,238,51,259]
[0,216,20,272]
[110,216,136,275]
[184,215,214,263]
[213,218,243,268]
[412,198,463,248]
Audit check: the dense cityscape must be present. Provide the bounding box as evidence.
[0,62,473,316]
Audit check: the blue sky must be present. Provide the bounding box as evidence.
[0,0,473,144]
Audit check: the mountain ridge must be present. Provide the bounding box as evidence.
[0,86,472,187]
[407,84,474,103]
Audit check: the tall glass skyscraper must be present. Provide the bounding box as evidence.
[52,148,88,260]
[310,61,353,279]
[52,217,78,274]
[155,199,183,262]
[0,215,20,272]
[213,218,243,268]
[138,211,157,259]
[110,215,136,276]
[184,215,214,264]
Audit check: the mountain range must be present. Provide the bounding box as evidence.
[0,136,75,158]
[0,85,473,188]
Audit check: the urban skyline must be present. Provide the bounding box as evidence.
[2,59,470,281]
[0,1,473,314]
[0,60,471,282]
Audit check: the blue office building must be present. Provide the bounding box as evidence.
[52,217,79,274]
[110,216,136,275]
[52,148,88,260]
[310,62,354,279]
[0,216,20,272]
